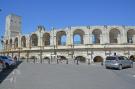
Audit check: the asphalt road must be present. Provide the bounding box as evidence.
[0,62,135,89]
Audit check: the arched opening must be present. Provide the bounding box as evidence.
[73,29,84,44]
[127,29,135,43]
[109,29,120,43]
[130,55,135,62]
[59,56,67,60]
[75,56,86,63]
[14,37,18,48]
[43,33,50,46]
[56,31,66,46]
[43,57,50,60]
[20,56,26,60]
[92,29,102,44]
[9,39,12,48]
[43,56,50,63]
[30,56,37,59]
[93,56,103,62]
[30,34,38,47]
[21,36,26,47]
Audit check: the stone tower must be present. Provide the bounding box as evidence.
[4,14,21,39]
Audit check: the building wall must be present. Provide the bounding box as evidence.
[2,25,135,63]
[1,14,135,63]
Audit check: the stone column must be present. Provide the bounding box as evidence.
[117,34,121,44]
[133,35,135,43]
[50,29,56,46]
[26,36,30,48]
[66,31,70,45]
[100,35,103,44]
[38,32,43,47]
[18,36,21,48]
[89,34,93,44]
[84,29,90,44]
[121,27,127,44]
[104,28,109,44]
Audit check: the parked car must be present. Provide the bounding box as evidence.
[0,56,16,69]
[105,56,133,70]
[0,60,4,71]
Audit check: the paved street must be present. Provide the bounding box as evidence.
[0,62,135,89]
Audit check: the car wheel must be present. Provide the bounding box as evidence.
[130,63,133,68]
[0,65,2,71]
[118,65,122,70]
[105,66,109,69]
[5,63,9,69]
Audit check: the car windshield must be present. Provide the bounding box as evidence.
[1,56,8,59]
[106,57,116,60]
[0,56,12,61]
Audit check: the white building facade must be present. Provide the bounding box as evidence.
[1,14,135,63]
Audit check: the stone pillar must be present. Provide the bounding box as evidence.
[67,28,73,45]
[100,35,103,44]
[84,29,90,44]
[50,29,56,46]
[133,35,135,43]
[67,30,71,45]
[38,33,41,46]
[104,28,109,44]
[18,36,21,48]
[38,33,43,47]
[89,34,93,44]
[26,36,30,48]
[121,27,127,44]
[117,34,121,44]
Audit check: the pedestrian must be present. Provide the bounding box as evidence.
[114,53,116,56]
[14,56,17,62]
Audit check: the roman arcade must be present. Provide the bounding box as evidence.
[1,26,135,63]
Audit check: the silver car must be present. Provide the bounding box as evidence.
[105,56,133,70]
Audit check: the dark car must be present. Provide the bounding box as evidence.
[0,59,5,71]
[0,56,16,69]
[105,56,133,70]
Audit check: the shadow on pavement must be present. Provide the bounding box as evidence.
[0,61,22,84]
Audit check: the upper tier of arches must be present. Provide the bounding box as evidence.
[4,26,135,49]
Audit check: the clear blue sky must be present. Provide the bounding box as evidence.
[0,0,135,37]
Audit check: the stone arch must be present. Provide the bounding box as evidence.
[56,31,66,45]
[73,29,85,44]
[30,56,37,59]
[92,29,102,44]
[93,56,103,62]
[43,56,50,60]
[109,29,120,43]
[43,56,51,63]
[9,39,12,48]
[75,56,86,63]
[59,56,67,60]
[127,29,135,43]
[14,37,18,48]
[43,33,50,46]
[30,34,38,47]
[21,36,26,47]
[20,56,26,60]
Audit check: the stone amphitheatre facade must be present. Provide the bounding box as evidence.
[1,14,135,63]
